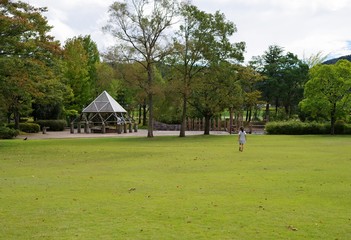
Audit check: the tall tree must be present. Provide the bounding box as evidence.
[237,66,263,122]
[80,35,100,97]
[251,45,308,120]
[191,62,242,135]
[104,0,178,137]
[171,3,245,136]
[63,37,91,111]
[0,0,62,127]
[278,53,309,117]
[300,60,351,134]
[250,45,284,121]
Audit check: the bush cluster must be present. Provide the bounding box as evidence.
[265,121,351,135]
[7,123,40,133]
[0,126,19,139]
[35,120,67,131]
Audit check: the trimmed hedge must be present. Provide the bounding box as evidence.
[265,121,351,135]
[35,120,67,131]
[0,126,19,139]
[7,123,40,133]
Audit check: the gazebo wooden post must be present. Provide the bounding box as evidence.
[77,122,81,133]
[84,121,89,133]
[134,123,138,132]
[117,124,122,134]
[102,122,106,134]
[70,122,74,134]
[129,123,133,133]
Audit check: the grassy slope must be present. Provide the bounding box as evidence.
[0,135,351,239]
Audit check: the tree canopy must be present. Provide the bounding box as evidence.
[251,45,309,120]
[300,60,351,134]
[0,0,63,127]
[104,0,179,137]
[170,3,245,136]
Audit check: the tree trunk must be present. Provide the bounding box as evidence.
[229,107,234,134]
[14,110,20,129]
[248,107,252,122]
[204,115,211,135]
[265,103,270,122]
[138,104,142,124]
[147,93,153,138]
[179,94,187,137]
[142,102,147,126]
[7,112,11,124]
[147,64,154,138]
[275,98,279,115]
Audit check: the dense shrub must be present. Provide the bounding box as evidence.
[7,123,40,133]
[344,125,351,134]
[265,121,351,135]
[265,121,303,135]
[0,126,19,139]
[334,120,345,134]
[21,123,40,133]
[35,120,67,131]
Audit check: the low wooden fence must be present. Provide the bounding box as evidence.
[153,119,266,134]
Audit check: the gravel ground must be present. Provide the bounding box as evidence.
[18,129,231,140]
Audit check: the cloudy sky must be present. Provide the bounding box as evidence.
[27,0,351,62]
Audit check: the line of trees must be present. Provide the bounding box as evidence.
[1,0,351,136]
[0,1,119,129]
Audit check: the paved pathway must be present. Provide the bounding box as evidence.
[19,129,230,140]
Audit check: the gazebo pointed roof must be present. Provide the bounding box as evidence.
[82,91,127,113]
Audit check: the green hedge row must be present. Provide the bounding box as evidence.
[265,121,351,135]
[7,123,40,133]
[35,120,67,131]
[0,126,19,139]
[6,120,66,133]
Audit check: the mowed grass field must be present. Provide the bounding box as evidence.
[0,134,351,239]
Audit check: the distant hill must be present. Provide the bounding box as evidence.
[323,55,351,64]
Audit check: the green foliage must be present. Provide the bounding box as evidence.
[170,4,245,136]
[0,126,19,139]
[0,1,63,128]
[300,59,351,134]
[65,109,79,118]
[63,37,92,110]
[20,123,40,133]
[32,102,64,120]
[7,123,40,133]
[95,62,121,97]
[251,45,309,119]
[104,0,179,137]
[266,121,351,135]
[35,120,67,131]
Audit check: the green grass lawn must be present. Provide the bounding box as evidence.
[1,135,351,239]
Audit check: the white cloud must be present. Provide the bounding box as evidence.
[26,0,351,61]
[193,0,351,61]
